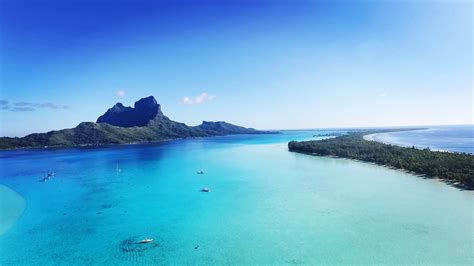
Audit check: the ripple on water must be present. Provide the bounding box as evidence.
[118,236,161,264]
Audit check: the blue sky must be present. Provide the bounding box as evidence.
[0,0,472,136]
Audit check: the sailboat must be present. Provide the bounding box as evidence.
[40,169,55,182]
[47,169,55,178]
[196,167,204,175]
[116,163,122,172]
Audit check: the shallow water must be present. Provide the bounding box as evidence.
[0,184,25,236]
[0,131,472,265]
[370,125,474,154]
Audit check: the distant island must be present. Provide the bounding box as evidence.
[0,96,277,149]
[288,131,474,189]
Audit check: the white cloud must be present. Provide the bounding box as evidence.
[181,92,216,105]
[12,101,69,110]
[116,89,125,97]
[182,97,192,104]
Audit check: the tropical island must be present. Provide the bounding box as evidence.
[0,96,276,149]
[288,131,474,189]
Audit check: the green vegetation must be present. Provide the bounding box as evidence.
[0,96,277,150]
[288,131,474,189]
[0,118,275,150]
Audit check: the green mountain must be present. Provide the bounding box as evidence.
[0,96,276,149]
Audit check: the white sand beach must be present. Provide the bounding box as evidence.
[0,184,26,236]
[363,133,377,142]
[363,133,390,144]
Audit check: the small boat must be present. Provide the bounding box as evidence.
[46,169,55,178]
[139,238,153,244]
[201,187,211,192]
[196,170,204,175]
[40,170,54,182]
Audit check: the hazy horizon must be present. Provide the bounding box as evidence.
[2,99,473,139]
[1,0,472,137]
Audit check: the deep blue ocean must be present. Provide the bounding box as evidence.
[0,128,472,265]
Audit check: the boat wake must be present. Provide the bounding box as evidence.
[118,236,160,263]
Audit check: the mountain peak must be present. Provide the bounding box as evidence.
[111,102,126,111]
[134,96,158,110]
[97,96,162,127]
[0,96,278,149]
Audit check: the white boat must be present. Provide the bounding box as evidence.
[201,187,211,192]
[139,238,153,244]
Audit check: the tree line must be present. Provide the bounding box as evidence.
[288,131,474,189]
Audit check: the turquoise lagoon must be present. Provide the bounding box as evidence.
[0,131,472,265]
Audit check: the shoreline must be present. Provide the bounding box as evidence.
[0,132,281,152]
[362,129,464,154]
[288,129,474,190]
[0,184,26,236]
[296,151,472,191]
[363,128,429,144]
